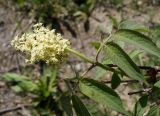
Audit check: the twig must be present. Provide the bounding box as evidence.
[72,64,96,93]
[95,42,103,62]
[0,104,32,115]
[81,64,96,77]
[128,88,151,95]
[102,80,138,84]
[67,61,79,78]
[95,35,111,62]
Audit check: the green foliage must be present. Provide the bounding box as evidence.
[118,20,149,32]
[154,80,160,88]
[3,65,60,115]
[3,73,39,93]
[79,78,128,115]
[59,94,73,116]
[4,20,160,115]
[111,73,121,89]
[105,42,144,81]
[90,41,101,50]
[147,105,160,116]
[13,0,96,24]
[112,29,160,57]
[134,95,148,116]
[72,95,91,116]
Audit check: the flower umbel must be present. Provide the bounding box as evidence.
[11,23,70,64]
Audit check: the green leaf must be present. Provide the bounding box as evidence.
[147,105,160,116]
[94,59,112,80]
[42,65,57,92]
[139,95,148,107]
[105,42,144,81]
[151,25,160,43]
[150,87,160,99]
[108,16,119,29]
[94,67,106,80]
[79,78,128,115]
[128,50,142,59]
[60,94,73,116]
[11,85,23,93]
[134,95,148,116]
[3,73,39,92]
[111,73,121,89]
[118,20,149,32]
[85,104,105,116]
[113,29,160,57]
[72,95,91,116]
[154,80,160,88]
[90,41,101,50]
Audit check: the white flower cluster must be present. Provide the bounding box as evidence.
[11,23,70,64]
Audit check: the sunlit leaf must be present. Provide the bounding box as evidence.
[90,41,101,50]
[128,50,142,59]
[118,20,149,32]
[79,78,128,115]
[112,29,160,57]
[105,42,144,81]
[154,80,160,88]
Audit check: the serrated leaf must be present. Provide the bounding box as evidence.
[3,73,39,92]
[147,105,160,116]
[72,95,91,116]
[79,78,128,115]
[105,42,144,81]
[118,20,149,32]
[113,29,160,57]
[111,73,121,89]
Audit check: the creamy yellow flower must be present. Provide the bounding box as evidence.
[11,23,70,64]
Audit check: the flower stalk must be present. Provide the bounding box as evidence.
[66,48,94,64]
[66,47,117,73]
